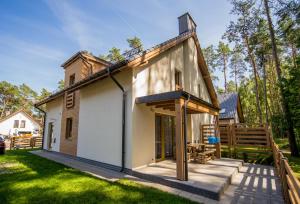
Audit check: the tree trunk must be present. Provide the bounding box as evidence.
[262,59,269,125]
[244,37,263,124]
[264,0,299,156]
[234,65,238,92]
[223,57,227,92]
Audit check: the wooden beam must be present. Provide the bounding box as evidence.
[215,115,221,158]
[146,100,174,106]
[186,101,219,115]
[175,99,186,180]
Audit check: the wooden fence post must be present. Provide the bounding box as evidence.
[280,156,290,203]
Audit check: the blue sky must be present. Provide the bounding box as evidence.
[0,0,235,93]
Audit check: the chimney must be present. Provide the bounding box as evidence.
[178,12,197,35]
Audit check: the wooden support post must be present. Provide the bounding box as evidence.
[215,115,221,158]
[175,99,186,181]
[280,156,290,203]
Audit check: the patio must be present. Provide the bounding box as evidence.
[132,158,243,200]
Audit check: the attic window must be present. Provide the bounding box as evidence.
[69,74,75,86]
[220,108,226,114]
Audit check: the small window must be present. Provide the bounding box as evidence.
[20,120,26,128]
[175,70,182,90]
[65,118,73,139]
[198,84,201,98]
[13,120,19,128]
[69,74,75,86]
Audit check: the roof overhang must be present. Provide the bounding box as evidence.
[61,51,112,68]
[136,91,219,115]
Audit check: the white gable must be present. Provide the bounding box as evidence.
[0,111,41,136]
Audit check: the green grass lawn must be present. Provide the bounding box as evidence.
[0,149,196,204]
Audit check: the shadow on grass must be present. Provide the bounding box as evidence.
[0,150,196,204]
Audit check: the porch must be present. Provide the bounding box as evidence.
[135,90,221,181]
[132,159,243,200]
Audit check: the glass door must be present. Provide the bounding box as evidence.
[155,114,175,161]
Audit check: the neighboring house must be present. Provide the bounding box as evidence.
[35,13,220,181]
[0,110,41,137]
[218,92,244,124]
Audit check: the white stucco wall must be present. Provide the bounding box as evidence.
[77,69,132,169]
[43,98,63,152]
[132,38,214,168]
[0,112,40,136]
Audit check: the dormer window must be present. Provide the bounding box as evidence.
[69,74,75,86]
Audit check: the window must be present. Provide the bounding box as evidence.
[65,118,73,139]
[175,70,182,90]
[69,74,75,86]
[20,120,26,128]
[13,120,19,128]
[198,84,201,98]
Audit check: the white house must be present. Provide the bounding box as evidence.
[35,13,220,181]
[0,110,41,137]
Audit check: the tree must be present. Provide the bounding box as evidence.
[226,0,263,124]
[229,44,247,91]
[127,36,143,51]
[106,47,124,63]
[0,81,19,118]
[226,80,237,93]
[202,45,219,84]
[38,88,51,101]
[58,80,65,90]
[264,0,299,156]
[216,41,231,92]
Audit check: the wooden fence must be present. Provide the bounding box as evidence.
[202,123,272,159]
[201,123,300,203]
[10,136,42,149]
[270,133,300,204]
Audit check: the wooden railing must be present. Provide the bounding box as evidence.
[10,136,42,149]
[269,133,300,204]
[202,123,300,203]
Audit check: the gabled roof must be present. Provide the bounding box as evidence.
[61,51,112,68]
[218,92,244,122]
[0,109,41,127]
[35,30,219,109]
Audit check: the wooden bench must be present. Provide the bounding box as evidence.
[195,150,215,164]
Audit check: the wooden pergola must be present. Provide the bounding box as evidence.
[136,90,221,181]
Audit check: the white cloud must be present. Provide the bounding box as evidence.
[0,36,65,61]
[45,0,103,51]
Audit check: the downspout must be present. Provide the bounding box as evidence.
[107,67,127,172]
[34,105,46,150]
[183,94,191,180]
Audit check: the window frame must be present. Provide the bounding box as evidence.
[20,120,26,128]
[69,74,75,86]
[65,118,73,139]
[13,120,19,128]
[175,69,182,90]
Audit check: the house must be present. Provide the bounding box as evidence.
[0,110,41,137]
[218,92,244,124]
[35,13,220,181]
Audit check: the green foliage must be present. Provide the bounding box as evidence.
[107,47,125,62]
[0,81,51,120]
[0,150,196,204]
[58,80,64,90]
[202,45,219,84]
[99,36,143,63]
[127,36,143,51]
